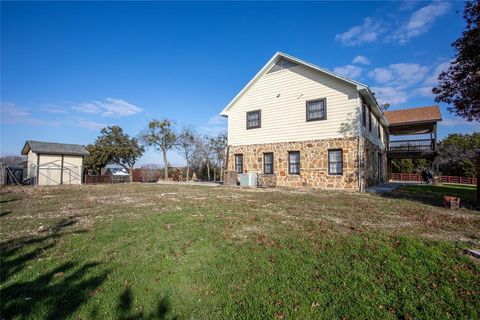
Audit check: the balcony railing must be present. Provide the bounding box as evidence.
[387,139,435,153]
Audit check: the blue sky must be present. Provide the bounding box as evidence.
[1,1,478,166]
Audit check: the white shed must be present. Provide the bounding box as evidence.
[21,140,89,185]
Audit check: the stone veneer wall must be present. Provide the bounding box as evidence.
[227,138,359,190]
[362,138,388,188]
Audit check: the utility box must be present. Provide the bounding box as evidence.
[239,173,257,187]
[223,171,238,186]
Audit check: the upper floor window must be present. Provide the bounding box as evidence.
[263,153,273,174]
[377,122,381,139]
[246,110,261,129]
[328,149,343,175]
[306,99,326,121]
[368,109,373,132]
[288,151,300,175]
[362,103,367,127]
[235,154,243,173]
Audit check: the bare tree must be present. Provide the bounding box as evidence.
[207,132,227,181]
[175,125,197,181]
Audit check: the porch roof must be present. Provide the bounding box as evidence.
[385,106,442,136]
[384,105,442,126]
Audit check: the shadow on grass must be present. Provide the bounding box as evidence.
[382,184,478,210]
[0,198,18,204]
[0,210,12,217]
[1,216,87,283]
[117,287,178,320]
[0,216,109,319]
[1,261,109,320]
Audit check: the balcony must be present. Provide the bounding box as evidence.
[387,139,436,159]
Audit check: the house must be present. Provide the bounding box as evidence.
[220,52,441,191]
[21,140,89,185]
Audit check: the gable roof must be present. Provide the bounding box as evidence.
[220,51,375,117]
[384,106,442,126]
[21,140,90,156]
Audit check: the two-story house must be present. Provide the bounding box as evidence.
[220,52,441,191]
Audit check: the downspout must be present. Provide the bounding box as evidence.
[356,94,363,192]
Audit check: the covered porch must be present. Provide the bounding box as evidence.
[384,106,442,160]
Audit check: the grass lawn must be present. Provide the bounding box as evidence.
[1,184,479,319]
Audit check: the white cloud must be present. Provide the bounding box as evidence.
[333,65,363,79]
[76,119,107,131]
[440,117,480,128]
[71,98,141,117]
[423,60,451,87]
[337,2,450,46]
[392,2,450,44]
[207,115,227,126]
[368,63,428,88]
[352,55,370,65]
[369,62,429,105]
[414,86,434,97]
[368,68,393,83]
[42,104,69,114]
[368,59,451,105]
[371,86,409,105]
[199,115,227,136]
[1,101,60,126]
[388,63,429,89]
[414,60,451,97]
[335,17,385,46]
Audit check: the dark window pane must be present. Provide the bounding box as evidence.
[328,150,343,175]
[235,155,243,174]
[247,111,261,129]
[288,152,300,174]
[307,100,326,121]
[264,153,273,174]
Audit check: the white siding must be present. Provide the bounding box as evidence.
[227,65,359,146]
[38,154,63,185]
[62,155,83,185]
[27,149,37,181]
[360,98,387,150]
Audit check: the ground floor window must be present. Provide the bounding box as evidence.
[235,154,243,173]
[328,149,343,175]
[263,153,273,174]
[288,151,300,175]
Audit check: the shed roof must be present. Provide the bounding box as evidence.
[384,106,442,126]
[21,140,89,156]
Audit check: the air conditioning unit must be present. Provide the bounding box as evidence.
[239,173,257,187]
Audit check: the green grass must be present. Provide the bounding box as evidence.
[1,184,479,319]
[395,184,477,208]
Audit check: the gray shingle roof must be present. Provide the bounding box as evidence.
[21,140,89,156]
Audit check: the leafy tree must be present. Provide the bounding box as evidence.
[83,144,110,175]
[434,133,480,177]
[95,126,144,182]
[391,159,415,174]
[140,119,176,180]
[432,1,480,121]
[175,126,197,181]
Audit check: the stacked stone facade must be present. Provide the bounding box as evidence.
[227,138,360,190]
[227,137,388,191]
[360,138,388,189]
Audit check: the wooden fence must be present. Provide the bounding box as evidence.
[390,173,477,185]
[85,175,111,184]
